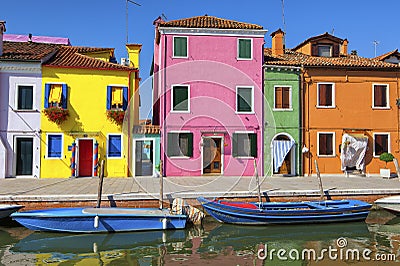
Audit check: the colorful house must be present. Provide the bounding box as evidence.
[0,22,63,178]
[40,44,141,178]
[265,32,400,176]
[152,15,267,176]
[264,30,302,176]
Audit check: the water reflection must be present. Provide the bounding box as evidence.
[0,211,397,265]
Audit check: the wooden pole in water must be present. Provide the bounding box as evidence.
[314,160,324,200]
[159,160,163,209]
[96,160,105,208]
[254,160,262,203]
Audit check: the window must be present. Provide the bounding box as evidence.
[173,36,188,58]
[238,38,252,59]
[274,86,291,110]
[44,83,68,109]
[374,133,389,156]
[167,132,193,157]
[236,87,253,113]
[318,132,335,156]
[373,84,389,108]
[106,86,128,110]
[108,135,122,158]
[232,132,257,158]
[317,83,335,108]
[318,45,332,57]
[47,134,63,158]
[171,85,189,112]
[17,85,33,110]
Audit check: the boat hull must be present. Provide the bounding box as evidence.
[11,207,187,233]
[198,197,371,225]
[375,196,400,214]
[0,205,24,219]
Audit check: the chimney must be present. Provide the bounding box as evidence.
[28,33,32,42]
[0,21,6,56]
[271,28,285,56]
[126,44,142,69]
[341,39,348,56]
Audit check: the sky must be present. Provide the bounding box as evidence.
[2,0,400,119]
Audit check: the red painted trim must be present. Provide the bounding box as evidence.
[43,65,139,72]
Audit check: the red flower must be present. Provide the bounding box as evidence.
[43,107,69,125]
[106,110,125,125]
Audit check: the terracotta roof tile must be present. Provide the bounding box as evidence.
[159,15,263,30]
[133,125,160,135]
[0,41,60,61]
[44,46,135,70]
[374,49,399,61]
[293,32,344,51]
[264,48,400,69]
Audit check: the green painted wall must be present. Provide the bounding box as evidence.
[264,67,301,176]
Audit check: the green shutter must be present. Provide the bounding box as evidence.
[239,39,251,59]
[237,88,252,112]
[173,86,188,111]
[232,133,238,157]
[250,133,257,157]
[167,133,174,157]
[187,133,193,157]
[174,37,187,57]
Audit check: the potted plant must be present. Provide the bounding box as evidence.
[43,107,69,125]
[106,110,125,125]
[379,152,394,178]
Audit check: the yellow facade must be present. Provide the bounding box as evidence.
[40,49,139,178]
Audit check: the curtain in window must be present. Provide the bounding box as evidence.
[112,87,123,106]
[49,84,62,104]
[273,140,295,172]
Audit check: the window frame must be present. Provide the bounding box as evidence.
[107,134,123,159]
[273,85,292,111]
[318,45,332,57]
[171,84,190,113]
[173,36,188,58]
[317,132,335,157]
[237,38,253,60]
[236,86,254,114]
[373,132,390,157]
[316,82,335,108]
[107,84,128,111]
[167,131,193,158]
[372,83,390,109]
[44,82,68,109]
[232,131,257,158]
[46,133,64,159]
[15,84,35,111]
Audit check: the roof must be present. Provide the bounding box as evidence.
[0,41,60,62]
[44,46,135,70]
[4,34,70,45]
[293,32,344,51]
[264,48,400,69]
[158,15,263,30]
[374,49,400,61]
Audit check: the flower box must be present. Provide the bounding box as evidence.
[106,110,125,125]
[43,107,69,125]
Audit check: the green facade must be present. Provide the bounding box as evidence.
[264,66,301,176]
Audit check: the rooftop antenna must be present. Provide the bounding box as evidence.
[373,40,380,57]
[161,13,168,21]
[126,0,141,44]
[281,0,286,46]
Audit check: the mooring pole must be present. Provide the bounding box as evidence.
[254,160,262,203]
[159,160,163,209]
[314,160,324,200]
[96,160,105,208]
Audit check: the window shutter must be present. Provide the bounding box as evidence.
[319,84,327,106]
[61,84,68,109]
[312,44,318,56]
[109,135,122,157]
[283,87,290,108]
[44,84,51,108]
[122,86,128,111]
[167,133,174,157]
[48,135,62,157]
[250,133,257,157]
[106,86,112,110]
[326,134,333,155]
[319,134,327,155]
[187,133,193,157]
[325,85,332,106]
[232,133,238,157]
[333,44,340,57]
[275,87,282,108]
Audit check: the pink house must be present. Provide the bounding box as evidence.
[152,15,267,176]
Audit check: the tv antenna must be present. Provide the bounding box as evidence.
[126,0,141,44]
[373,40,380,57]
[281,0,286,45]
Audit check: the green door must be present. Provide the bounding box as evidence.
[16,138,33,176]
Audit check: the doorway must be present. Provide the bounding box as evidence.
[202,137,223,174]
[134,139,154,176]
[15,137,33,176]
[78,139,93,177]
[272,134,295,176]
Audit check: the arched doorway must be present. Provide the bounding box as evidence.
[271,133,296,176]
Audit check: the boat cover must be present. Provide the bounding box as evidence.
[340,133,368,171]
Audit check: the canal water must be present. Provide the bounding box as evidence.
[0,210,398,265]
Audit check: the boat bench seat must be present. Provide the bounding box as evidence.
[82,208,170,215]
[305,202,327,209]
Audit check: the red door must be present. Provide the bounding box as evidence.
[78,139,93,177]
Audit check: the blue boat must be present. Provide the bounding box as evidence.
[11,207,187,233]
[197,197,371,225]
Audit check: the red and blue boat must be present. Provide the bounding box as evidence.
[197,197,371,225]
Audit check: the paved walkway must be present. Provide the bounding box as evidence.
[0,174,399,202]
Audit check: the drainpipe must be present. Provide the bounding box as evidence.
[299,67,304,176]
[162,33,167,177]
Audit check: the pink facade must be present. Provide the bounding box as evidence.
[153,16,266,176]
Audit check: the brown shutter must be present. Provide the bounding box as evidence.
[326,134,333,155]
[275,87,283,108]
[333,44,340,57]
[283,87,290,108]
[319,84,327,106]
[325,85,333,106]
[312,44,318,56]
[319,134,327,155]
[374,85,386,107]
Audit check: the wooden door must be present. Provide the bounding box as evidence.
[203,138,222,174]
[279,153,291,175]
[78,139,93,177]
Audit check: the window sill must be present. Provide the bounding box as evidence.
[372,107,390,110]
[235,111,255,115]
[13,109,39,112]
[170,110,190,113]
[169,156,190,159]
[107,156,123,159]
[317,155,336,158]
[237,57,253,61]
[233,156,255,159]
[273,108,293,112]
[172,56,188,59]
[45,156,63,160]
[316,106,336,109]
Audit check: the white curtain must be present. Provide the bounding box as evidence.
[340,134,368,171]
[273,140,295,172]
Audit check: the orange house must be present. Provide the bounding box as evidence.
[265,32,400,176]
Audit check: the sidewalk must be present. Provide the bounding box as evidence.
[0,175,399,202]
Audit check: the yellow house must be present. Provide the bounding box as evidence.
[40,44,141,178]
